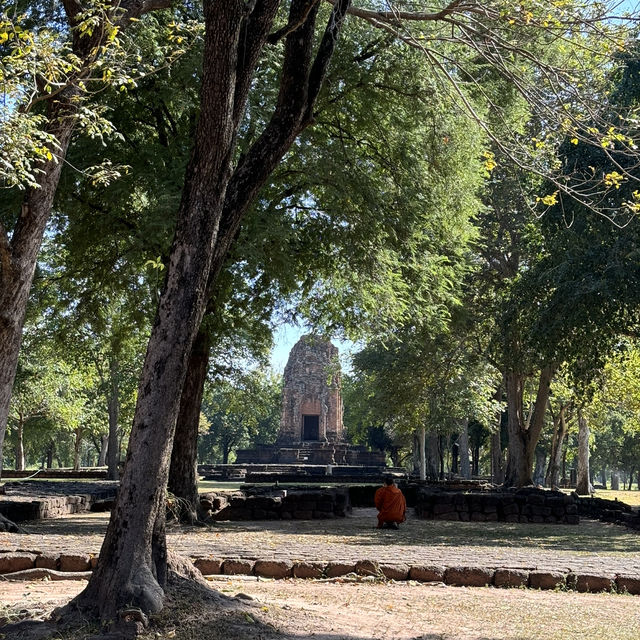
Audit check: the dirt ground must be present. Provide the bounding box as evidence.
[2,575,639,640]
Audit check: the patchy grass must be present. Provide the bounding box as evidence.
[197,480,245,493]
[591,489,640,507]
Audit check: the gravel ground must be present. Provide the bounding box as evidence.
[1,508,639,576]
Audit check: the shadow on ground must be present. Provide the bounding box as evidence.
[11,509,640,557]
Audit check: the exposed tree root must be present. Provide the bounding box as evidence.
[0,568,91,581]
[0,512,21,532]
[0,553,268,639]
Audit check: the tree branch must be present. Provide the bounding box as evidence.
[233,0,282,126]
[121,0,174,18]
[307,0,351,114]
[208,0,352,289]
[323,0,469,22]
[268,0,319,43]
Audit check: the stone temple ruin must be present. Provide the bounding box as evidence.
[235,335,385,467]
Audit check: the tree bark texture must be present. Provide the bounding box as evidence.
[76,0,359,622]
[167,329,211,522]
[491,429,504,484]
[98,434,109,467]
[458,418,470,479]
[611,472,620,490]
[78,2,249,619]
[418,427,426,481]
[106,357,120,480]
[504,365,555,487]
[168,0,353,519]
[545,403,569,489]
[533,449,546,486]
[576,407,591,495]
[0,0,169,478]
[426,432,439,480]
[0,113,75,478]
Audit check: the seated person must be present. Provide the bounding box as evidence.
[374,475,406,529]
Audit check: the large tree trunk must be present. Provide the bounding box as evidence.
[533,448,546,486]
[504,365,555,487]
[0,117,75,479]
[106,357,120,481]
[426,432,439,480]
[168,0,353,519]
[168,329,210,523]
[77,1,352,624]
[576,407,591,495]
[458,418,470,479]
[78,3,249,619]
[545,402,569,489]
[611,472,620,490]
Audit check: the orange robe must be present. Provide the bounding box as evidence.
[374,485,406,527]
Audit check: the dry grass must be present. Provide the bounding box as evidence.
[2,577,639,640]
[591,489,640,507]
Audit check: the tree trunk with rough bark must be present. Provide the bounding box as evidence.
[77,4,248,619]
[576,408,591,495]
[426,432,439,480]
[545,403,569,489]
[75,1,352,625]
[0,0,169,479]
[168,329,210,523]
[97,434,109,467]
[106,357,120,481]
[504,365,555,487]
[533,449,546,486]
[491,429,504,484]
[458,418,470,479]
[0,114,75,478]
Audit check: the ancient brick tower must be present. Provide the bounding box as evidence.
[234,334,385,467]
[278,335,344,444]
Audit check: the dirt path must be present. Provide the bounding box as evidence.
[2,576,640,640]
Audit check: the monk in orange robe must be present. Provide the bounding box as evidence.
[374,476,406,529]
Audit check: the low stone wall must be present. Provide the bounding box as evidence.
[348,483,419,508]
[0,469,108,479]
[199,463,402,484]
[199,486,351,521]
[415,486,579,524]
[0,481,118,523]
[2,550,639,595]
[578,496,640,531]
